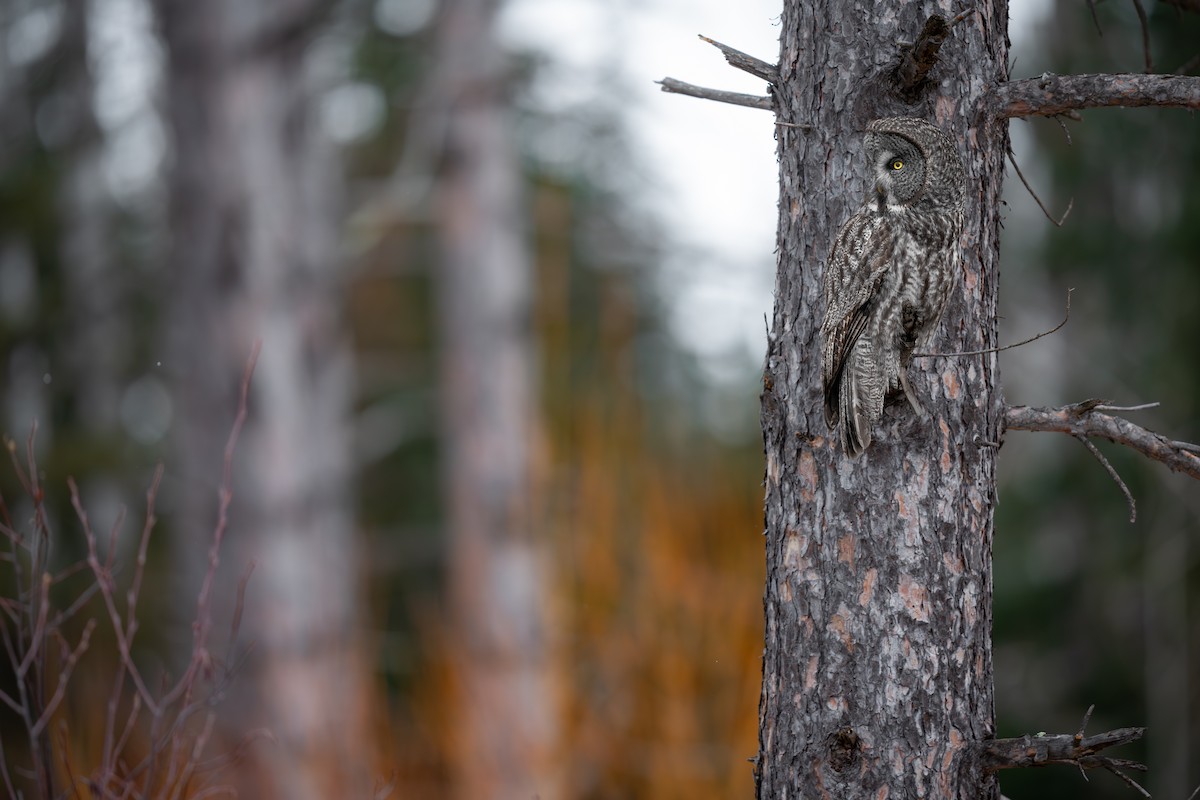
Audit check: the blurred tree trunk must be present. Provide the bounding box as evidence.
[756,2,1008,797]
[155,3,365,797]
[56,0,127,513]
[431,1,558,797]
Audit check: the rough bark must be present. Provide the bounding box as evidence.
[756,2,1008,797]
[431,1,558,797]
[155,3,364,796]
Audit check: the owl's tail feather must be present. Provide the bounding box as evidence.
[839,366,871,458]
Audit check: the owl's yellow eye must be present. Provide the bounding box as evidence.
[891,159,904,170]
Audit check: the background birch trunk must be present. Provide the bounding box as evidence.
[431,1,559,797]
[156,3,365,796]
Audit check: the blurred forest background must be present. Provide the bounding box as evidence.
[0,0,1195,798]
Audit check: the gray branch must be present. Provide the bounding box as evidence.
[1005,401,1200,481]
[980,720,1148,797]
[657,36,777,112]
[980,727,1146,772]
[698,35,779,84]
[656,78,773,110]
[992,72,1200,117]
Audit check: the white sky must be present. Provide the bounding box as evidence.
[500,0,782,383]
[500,0,1053,385]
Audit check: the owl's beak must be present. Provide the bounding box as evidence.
[874,182,888,202]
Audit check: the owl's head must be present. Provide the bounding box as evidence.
[864,118,964,213]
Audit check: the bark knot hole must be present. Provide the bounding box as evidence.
[828,726,861,772]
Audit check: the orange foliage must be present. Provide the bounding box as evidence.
[551,400,764,799]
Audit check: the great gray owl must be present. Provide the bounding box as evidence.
[820,117,965,457]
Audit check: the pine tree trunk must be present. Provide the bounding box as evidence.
[757,2,1009,796]
[156,4,364,796]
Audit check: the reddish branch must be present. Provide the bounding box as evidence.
[1005,401,1200,481]
[994,72,1200,117]
[0,344,264,798]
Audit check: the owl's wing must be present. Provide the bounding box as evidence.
[821,212,895,428]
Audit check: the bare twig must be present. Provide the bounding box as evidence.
[1176,52,1200,75]
[0,734,14,800]
[1077,435,1137,522]
[1005,402,1200,481]
[916,288,1072,358]
[16,573,51,679]
[30,619,96,737]
[56,723,86,800]
[1054,114,1075,144]
[1094,402,1160,412]
[110,693,143,776]
[993,72,1200,117]
[1008,149,1073,226]
[1131,0,1153,72]
[1076,704,1096,743]
[656,78,773,110]
[1103,761,1152,797]
[698,35,779,83]
[194,341,260,659]
[75,480,160,715]
[125,465,163,641]
[165,712,216,800]
[1087,0,1104,35]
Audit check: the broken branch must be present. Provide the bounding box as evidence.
[980,709,1145,787]
[698,35,779,84]
[1005,401,1200,481]
[656,78,773,110]
[981,728,1146,770]
[993,72,1200,117]
[894,14,952,100]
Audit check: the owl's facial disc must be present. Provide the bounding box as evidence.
[869,134,924,210]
